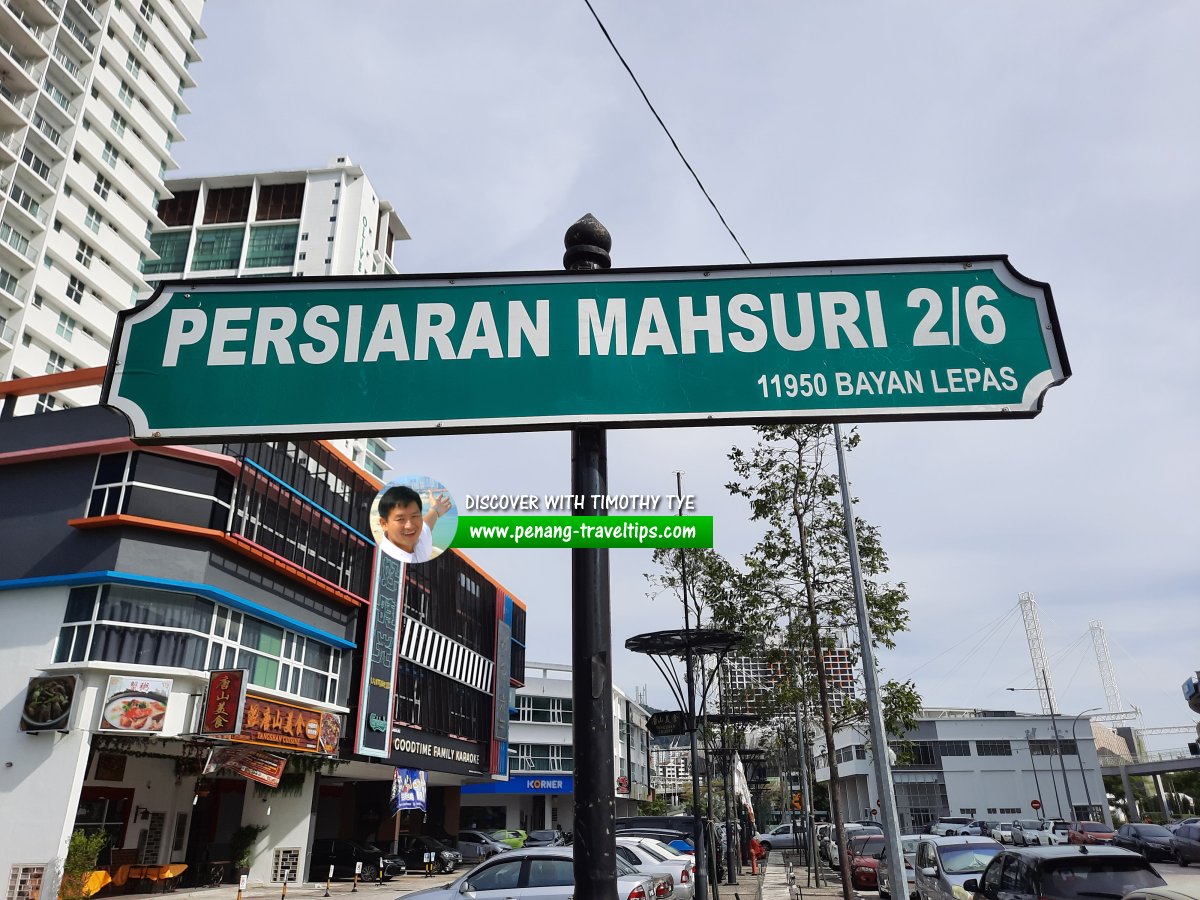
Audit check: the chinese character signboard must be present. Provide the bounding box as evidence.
[19,674,79,733]
[390,768,427,813]
[231,693,341,755]
[199,669,247,737]
[98,676,171,733]
[355,552,404,757]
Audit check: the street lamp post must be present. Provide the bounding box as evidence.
[1007,674,1075,820]
[1071,708,1102,820]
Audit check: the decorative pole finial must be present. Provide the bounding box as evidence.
[563,214,611,271]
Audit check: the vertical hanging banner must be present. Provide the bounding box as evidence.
[198,668,248,736]
[355,551,404,757]
[390,768,428,813]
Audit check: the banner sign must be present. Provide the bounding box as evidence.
[231,693,341,755]
[646,710,689,737]
[205,747,288,787]
[461,775,575,795]
[390,724,487,776]
[19,674,79,733]
[390,768,428,812]
[199,669,247,736]
[102,258,1068,441]
[98,676,171,733]
[355,551,404,757]
[492,616,512,743]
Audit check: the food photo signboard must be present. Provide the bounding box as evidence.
[19,674,79,733]
[98,676,171,733]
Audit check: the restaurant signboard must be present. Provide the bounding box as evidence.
[230,693,341,755]
[198,668,248,737]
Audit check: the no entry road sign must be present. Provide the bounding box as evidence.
[103,257,1068,440]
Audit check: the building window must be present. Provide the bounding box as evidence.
[203,186,252,225]
[256,183,304,221]
[53,583,342,703]
[65,275,85,304]
[125,52,141,79]
[892,741,940,767]
[101,142,119,168]
[76,240,94,268]
[118,81,134,107]
[1029,739,1078,756]
[191,227,245,271]
[132,25,148,50]
[516,695,573,724]
[244,223,299,268]
[34,393,60,413]
[976,740,1013,756]
[93,173,112,200]
[511,743,573,773]
[84,206,102,233]
[139,0,155,22]
[46,350,69,374]
[56,312,76,340]
[143,231,190,275]
[157,189,198,227]
[110,111,127,137]
[937,740,971,757]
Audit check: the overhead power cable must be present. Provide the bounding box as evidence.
[582,0,753,264]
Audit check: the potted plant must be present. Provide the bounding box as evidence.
[229,824,268,875]
[59,829,107,900]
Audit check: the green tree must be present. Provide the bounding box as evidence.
[722,423,919,900]
[59,829,107,900]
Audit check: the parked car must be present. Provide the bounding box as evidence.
[1167,817,1200,833]
[913,836,1002,900]
[1066,821,1115,845]
[1171,822,1200,865]
[755,822,805,852]
[847,834,886,890]
[307,838,406,881]
[398,846,656,900]
[930,817,975,837]
[1112,823,1177,862]
[991,823,1014,845]
[616,836,696,900]
[395,834,463,873]
[457,830,513,861]
[1013,819,1068,847]
[964,845,1166,900]
[491,829,527,849]
[828,825,882,868]
[876,835,921,900]
[1122,890,1200,900]
[523,829,567,848]
[821,822,878,862]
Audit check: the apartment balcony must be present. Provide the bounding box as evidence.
[0,317,15,349]
[6,178,49,227]
[0,1,52,57]
[27,109,66,157]
[67,0,100,30]
[58,13,96,57]
[0,128,21,165]
[49,46,87,92]
[0,79,34,127]
[0,219,36,269]
[0,32,40,94]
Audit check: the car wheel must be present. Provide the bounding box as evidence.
[360,864,379,882]
[761,842,772,852]
[1176,850,1188,867]
[440,861,455,874]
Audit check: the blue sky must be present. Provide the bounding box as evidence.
[173,2,1199,749]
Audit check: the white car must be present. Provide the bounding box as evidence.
[929,817,974,837]
[991,823,1014,844]
[1011,819,1068,846]
[397,846,657,900]
[616,836,695,900]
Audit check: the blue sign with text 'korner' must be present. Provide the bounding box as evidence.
[461,775,574,795]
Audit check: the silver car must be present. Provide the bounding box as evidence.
[398,847,656,900]
[457,830,513,861]
[876,835,921,900]
[913,836,1002,900]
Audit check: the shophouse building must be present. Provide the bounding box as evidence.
[460,660,650,833]
[0,403,524,896]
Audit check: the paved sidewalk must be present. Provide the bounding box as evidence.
[109,853,853,900]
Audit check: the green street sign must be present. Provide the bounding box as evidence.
[103,257,1069,440]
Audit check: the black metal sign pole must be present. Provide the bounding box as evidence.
[565,215,617,900]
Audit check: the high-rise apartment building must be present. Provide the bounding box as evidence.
[142,156,410,476]
[0,0,206,415]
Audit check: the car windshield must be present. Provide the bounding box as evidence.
[641,839,683,859]
[941,818,972,825]
[851,837,886,859]
[902,839,920,854]
[937,845,1001,875]
[1081,823,1110,833]
[1043,859,1165,899]
[1133,825,1174,838]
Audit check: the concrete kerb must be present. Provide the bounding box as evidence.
[108,873,457,900]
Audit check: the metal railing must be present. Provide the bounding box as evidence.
[61,15,97,54]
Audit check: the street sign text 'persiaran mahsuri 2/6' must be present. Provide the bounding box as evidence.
[103,257,1069,439]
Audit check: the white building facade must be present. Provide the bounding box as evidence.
[813,708,1109,832]
[460,660,652,832]
[0,0,206,414]
[141,156,409,477]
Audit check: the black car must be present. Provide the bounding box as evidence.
[965,845,1166,900]
[307,839,406,881]
[1113,823,1177,862]
[1171,823,1200,865]
[395,834,463,873]
[522,829,567,847]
